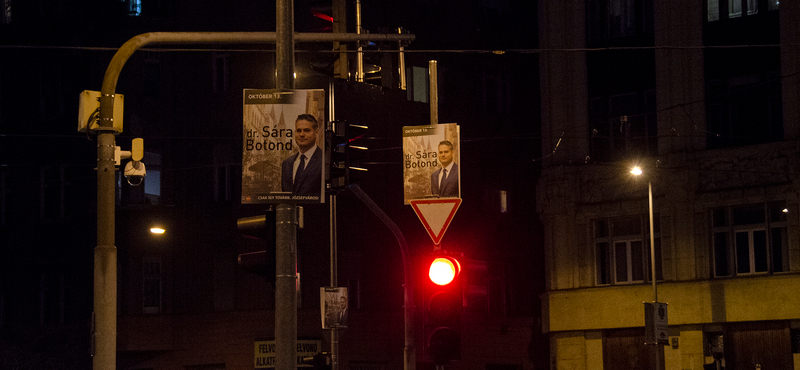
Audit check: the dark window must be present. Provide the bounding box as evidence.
[706,72,783,148]
[212,53,230,93]
[711,202,788,277]
[143,258,162,314]
[587,0,654,45]
[586,0,656,164]
[136,0,177,17]
[42,166,65,220]
[480,68,509,114]
[1,167,38,223]
[589,91,657,161]
[704,0,781,148]
[143,52,162,98]
[39,272,65,326]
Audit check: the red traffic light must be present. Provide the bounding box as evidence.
[429,256,460,286]
[423,253,463,365]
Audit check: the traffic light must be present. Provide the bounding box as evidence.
[423,252,463,365]
[326,120,368,192]
[237,210,276,283]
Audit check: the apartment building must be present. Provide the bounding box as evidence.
[537,1,800,369]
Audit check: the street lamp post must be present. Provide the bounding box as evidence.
[646,179,656,303]
[630,166,664,370]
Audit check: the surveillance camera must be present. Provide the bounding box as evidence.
[124,160,146,186]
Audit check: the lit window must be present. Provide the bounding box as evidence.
[707,0,779,22]
[127,0,141,16]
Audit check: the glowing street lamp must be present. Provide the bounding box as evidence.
[630,165,656,302]
[631,165,665,370]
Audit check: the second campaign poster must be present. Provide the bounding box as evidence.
[402,123,461,204]
[241,89,326,204]
[320,287,348,329]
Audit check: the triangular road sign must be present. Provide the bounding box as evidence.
[409,198,462,245]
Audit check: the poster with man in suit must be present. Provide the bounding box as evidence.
[320,287,348,329]
[241,89,325,204]
[402,123,460,204]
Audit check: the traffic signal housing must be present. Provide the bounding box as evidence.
[327,120,369,192]
[423,253,463,365]
[236,210,276,283]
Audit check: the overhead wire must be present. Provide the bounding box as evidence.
[3,42,799,174]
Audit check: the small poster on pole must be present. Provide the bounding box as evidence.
[321,287,348,329]
[644,301,668,345]
[402,123,460,204]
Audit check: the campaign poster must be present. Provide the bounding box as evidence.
[320,287,348,329]
[242,89,326,204]
[402,123,460,204]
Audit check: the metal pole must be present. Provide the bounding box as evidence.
[648,180,664,370]
[332,0,348,80]
[330,194,339,370]
[276,0,294,91]
[275,203,298,370]
[94,94,117,370]
[276,2,297,370]
[356,0,364,82]
[648,180,656,303]
[428,60,438,125]
[398,28,407,90]
[349,184,415,370]
[328,80,339,370]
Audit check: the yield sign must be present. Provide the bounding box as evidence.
[409,198,462,245]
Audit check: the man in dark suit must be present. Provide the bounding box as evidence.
[281,114,322,195]
[337,295,348,327]
[430,140,459,198]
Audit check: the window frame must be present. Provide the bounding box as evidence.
[711,202,788,277]
[706,0,779,22]
[594,215,662,286]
